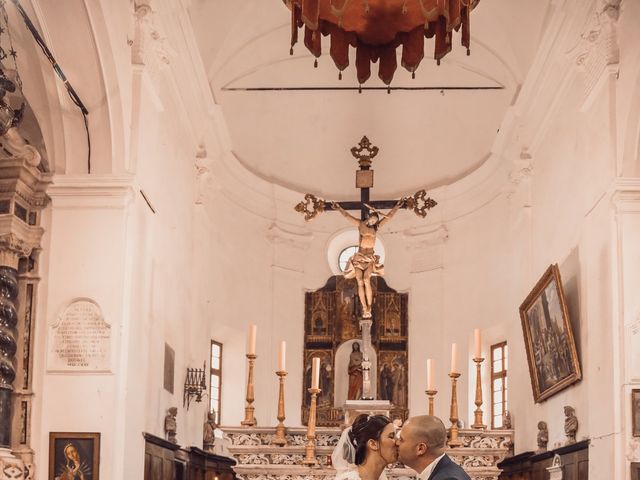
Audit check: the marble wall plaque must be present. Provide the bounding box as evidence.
[47,298,111,372]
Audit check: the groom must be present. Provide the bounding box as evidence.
[396,415,470,480]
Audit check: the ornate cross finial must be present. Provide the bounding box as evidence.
[350,136,379,168]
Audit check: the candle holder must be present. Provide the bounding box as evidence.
[241,354,257,427]
[471,357,486,429]
[448,372,462,447]
[425,389,438,416]
[273,370,288,446]
[302,387,321,466]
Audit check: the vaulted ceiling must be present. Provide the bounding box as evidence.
[188,0,551,199]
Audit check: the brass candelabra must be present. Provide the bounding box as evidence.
[241,354,257,427]
[425,389,438,416]
[471,357,486,429]
[302,387,321,466]
[448,372,462,447]
[273,370,288,446]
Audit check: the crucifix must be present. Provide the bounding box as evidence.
[295,136,437,400]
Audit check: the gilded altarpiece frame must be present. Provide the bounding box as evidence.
[302,276,408,426]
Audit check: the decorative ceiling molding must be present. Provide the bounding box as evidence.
[566,0,621,111]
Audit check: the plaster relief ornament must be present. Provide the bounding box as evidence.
[536,421,549,453]
[165,406,178,444]
[564,405,578,445]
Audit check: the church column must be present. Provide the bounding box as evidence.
[0,158,51,480]
[612,181,640,478]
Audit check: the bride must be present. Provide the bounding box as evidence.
[331,414,398,480]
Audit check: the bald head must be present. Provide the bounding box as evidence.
[406,415,447,453]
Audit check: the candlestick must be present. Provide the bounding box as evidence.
[471,357,486,429]
[450,343,458,374]
[474,328,482,359]
[302,387,321,466]
[274,370,288,445]
[427,358,434,390]
[425,389,438,416]
[311,357,320,389]
[241,354,258,426]
[448,372,462,447]
[247,325,257,355]
[278,341,286,372]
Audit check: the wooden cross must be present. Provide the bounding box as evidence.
[295,136,437,221]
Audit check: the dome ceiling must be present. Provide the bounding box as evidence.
[188,0,550,199]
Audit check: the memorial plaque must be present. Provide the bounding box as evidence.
[47,299,111,372]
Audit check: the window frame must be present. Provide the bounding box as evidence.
[490,341,508,429]
[338,245,358,273]
[210,339,223,424]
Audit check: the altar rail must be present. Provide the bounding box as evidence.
[222,426,513,480]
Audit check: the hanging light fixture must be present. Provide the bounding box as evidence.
[284,0,479,86]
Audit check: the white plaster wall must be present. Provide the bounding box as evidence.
[24,2,640,480]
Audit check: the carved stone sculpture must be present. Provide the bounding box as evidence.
[203,411,217,452]
[165,406,178,444]
[564,405,578,445]
[536,421,549,453]
[503,410,512,429]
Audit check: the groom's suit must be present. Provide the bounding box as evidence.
[427,454,471,480]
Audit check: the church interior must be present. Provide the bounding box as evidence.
[0,0,638,479]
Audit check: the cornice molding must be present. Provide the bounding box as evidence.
[48,174,137,209]
[612,178,640,213]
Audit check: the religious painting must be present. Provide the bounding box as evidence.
[632,389,640,437]
[519,264,581,403]
[632,462,640,480]
[377,352,408,414]
[49,432,100,480]
[301,350,336,424]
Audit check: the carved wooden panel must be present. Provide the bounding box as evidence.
[302,276,408,426]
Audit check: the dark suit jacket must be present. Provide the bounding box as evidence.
[428,454,471,480]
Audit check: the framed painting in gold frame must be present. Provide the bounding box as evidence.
[49,432,100,480]
[519,264,581,403]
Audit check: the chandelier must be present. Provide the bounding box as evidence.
[284,0,479,86]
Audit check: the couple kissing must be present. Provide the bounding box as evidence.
[331,414,470,480]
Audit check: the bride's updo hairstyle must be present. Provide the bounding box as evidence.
[348,414,392,465]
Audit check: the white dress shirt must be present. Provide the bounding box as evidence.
[418,453,446,480]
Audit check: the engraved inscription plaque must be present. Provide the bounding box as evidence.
[47,298,111,372]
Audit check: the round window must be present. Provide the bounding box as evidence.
[338,246,358,272]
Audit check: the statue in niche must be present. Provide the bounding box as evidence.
[391,359,407,407]
[203,411,217,452]
[564,405,578,444]
[536,421,548,453]
[332,201,404,318]
[347,342,363,400]
[165,407,178,444]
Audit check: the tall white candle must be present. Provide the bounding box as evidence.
[278,341,286,372]
[427,358,434,390]
[451,343,458,374]
[247,325,257,355]
[311,357,320,389]
[474,328,482,359]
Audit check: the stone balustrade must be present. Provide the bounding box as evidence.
[222,426,513,480]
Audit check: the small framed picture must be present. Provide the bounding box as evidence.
[633,389,640,437]
[631,462,640,480]
[49,432,100,480]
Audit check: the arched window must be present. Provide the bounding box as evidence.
[338,245,358,272]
